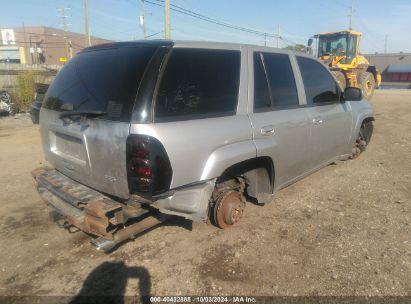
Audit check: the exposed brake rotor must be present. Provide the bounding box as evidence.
[213,190,246,229]
[351,136,367,159]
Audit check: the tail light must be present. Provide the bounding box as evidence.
[126,134,172,198]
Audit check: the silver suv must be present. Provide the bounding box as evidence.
[32,41,374,251]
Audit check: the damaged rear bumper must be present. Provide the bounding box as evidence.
[31,167,164,251]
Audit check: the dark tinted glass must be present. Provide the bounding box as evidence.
[263,53,299,107]
[43,47,157,122]
[253,53,271,110]
[35,92,45,102]
[253,53,299,111]
[155,48,240,121]
[297,56,339,104]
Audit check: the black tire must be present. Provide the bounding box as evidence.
[358,72,376,100]
[361,120,374,143]
[359,120,374,152]
[332,70,346,91]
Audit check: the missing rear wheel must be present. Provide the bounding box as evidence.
[213,190,246,229]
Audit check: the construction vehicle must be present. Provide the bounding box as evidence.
[308,30,381,100]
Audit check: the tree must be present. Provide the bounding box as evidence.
[283,44,307,52]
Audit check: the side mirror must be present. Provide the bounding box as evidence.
[344,87,362,101]
[307,38,313,47]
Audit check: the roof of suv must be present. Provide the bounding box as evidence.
[81,39,299,54]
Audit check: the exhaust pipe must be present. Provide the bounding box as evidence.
[91,215,164,252]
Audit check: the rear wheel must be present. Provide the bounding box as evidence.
[214,191,246,228]
[332,70,346,91]
[358,72,376,100]
[211,177,246,229]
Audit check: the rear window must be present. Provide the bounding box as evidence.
[43,47,157,122]
[154,48,240,122]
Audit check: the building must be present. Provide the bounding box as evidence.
[0,26,112,65]
[364,53,411,87]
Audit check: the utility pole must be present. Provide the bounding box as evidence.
[140,0,147,39]
[83,0,91,46]
[276,24,280,48]
[264,33,267,47]
[22,23,28,63]
[164,0,171,40]
[384,34,388,53]
[349,0,354,30]
[57,7,72,58]
[29,35,33,64]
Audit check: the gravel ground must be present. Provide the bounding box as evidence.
[0,90,410,300]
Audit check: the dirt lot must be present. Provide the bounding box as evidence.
[0,90,410,300]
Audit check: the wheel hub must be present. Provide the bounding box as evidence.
[214,191,246,229]
[366,80,372,93]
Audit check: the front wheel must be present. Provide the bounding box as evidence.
[351,120,374,158]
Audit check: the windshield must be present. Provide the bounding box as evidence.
[43,46,157,122]
[318,34,357,61]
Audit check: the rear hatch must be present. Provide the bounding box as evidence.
[39,44,161,199]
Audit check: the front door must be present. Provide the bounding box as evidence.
[296,56,352,168]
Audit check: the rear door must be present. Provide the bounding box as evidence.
[296,56,352,168]
[40,46,159,199]
[131,46,252,190]
[249,51,311,189]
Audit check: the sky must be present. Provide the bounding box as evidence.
[1,0,410,54]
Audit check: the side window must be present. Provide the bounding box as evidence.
[297,56,340,104]
[155,48,240,122]
[263,53,299,107]
[253,52,299,111]
[253,53,271,110]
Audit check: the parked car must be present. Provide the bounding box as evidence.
[32,41,374,251]
[30,83,49,124]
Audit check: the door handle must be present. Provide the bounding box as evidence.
[260,125,275,136]
[312,118,323,125]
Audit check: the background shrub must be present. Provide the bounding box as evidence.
[14,71,35,112]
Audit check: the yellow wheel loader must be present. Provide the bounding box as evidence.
[308,30,381,100]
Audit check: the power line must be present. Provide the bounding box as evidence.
[145,0,298,45]
[146,30,164,39]
[10,39,84,49]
